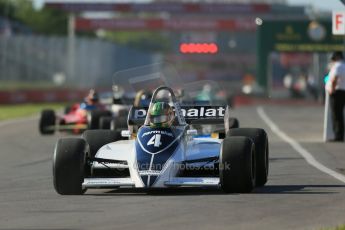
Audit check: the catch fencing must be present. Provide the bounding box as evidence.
[0,35,159,88]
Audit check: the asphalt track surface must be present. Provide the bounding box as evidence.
[0,104,344,230]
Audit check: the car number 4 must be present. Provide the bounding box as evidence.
[147,134,162,147]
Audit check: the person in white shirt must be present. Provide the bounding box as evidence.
[328,51,345,142]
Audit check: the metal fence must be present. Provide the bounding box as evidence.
[0,35,159,88]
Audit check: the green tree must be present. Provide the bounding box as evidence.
[13,0,67,35]
[0,0,16,19]
[1,0,171,51]
[0,0,67,35]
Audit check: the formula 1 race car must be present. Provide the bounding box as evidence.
[39,103,111,135]
[53,86,269,194]
[97,89,153,131]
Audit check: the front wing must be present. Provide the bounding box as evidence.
[82,177,220,189]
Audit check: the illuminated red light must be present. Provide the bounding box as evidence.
[179,43,218,54]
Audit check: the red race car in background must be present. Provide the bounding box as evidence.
[39,89,111,135]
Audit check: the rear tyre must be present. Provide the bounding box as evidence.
[227,128,269,187]
[228,118,239,129]
[53,138,87,195]
[82,130,122,158]
[110,116,128,131]
[99,116,113,129]
[220,136,256,193]
[39,110,56,135]
[64,105,72,114]
[88,110,112,129]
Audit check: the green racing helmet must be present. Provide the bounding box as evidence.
[149,102,174,128]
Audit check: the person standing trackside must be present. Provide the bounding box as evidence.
[327,51,345,142]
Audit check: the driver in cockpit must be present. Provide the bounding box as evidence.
[148,102,175,128]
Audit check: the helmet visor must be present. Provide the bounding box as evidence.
[152,115,169,124]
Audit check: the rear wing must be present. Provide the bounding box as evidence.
[128,105,229,126]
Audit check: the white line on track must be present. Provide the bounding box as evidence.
[257,106,345,184]
[0,116,38,128]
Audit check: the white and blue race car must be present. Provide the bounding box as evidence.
[53,86,269,194]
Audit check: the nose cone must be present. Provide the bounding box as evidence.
[135,126,182,187]
[140,175,159,187]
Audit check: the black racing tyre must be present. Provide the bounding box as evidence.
[224,117,239,134]
[227,96,234,108]
[228,118,239,129]
[53,138,87,195]
[220,136,256,193]
[110,116,128,131]
[64,105,72,114]
[39,109,56,135]
[99,116,113,129]
[118,109,129,117]
[88,110,112,129]
[227,128,269,187]
[82,130,122,158]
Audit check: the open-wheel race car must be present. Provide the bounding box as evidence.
[53,86,269,194]
[96,88,153,131]
[39,90,112,135]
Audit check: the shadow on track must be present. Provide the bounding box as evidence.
[84,184,345,196]
[254,185,345,194]
[269,157,303,162]
[85,187,229,196]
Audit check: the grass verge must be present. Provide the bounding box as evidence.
[0,81,58,91]
[0,103,66,121]
[321,225,345,230]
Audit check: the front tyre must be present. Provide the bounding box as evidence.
[227,128,269,187]
[99,116,113,129]
[82,130,122,158]
[53,138,87,195]
[220,136,256,193]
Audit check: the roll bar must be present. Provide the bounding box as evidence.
[144,86,186,126]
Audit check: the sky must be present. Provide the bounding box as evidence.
[287,0,345,11]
